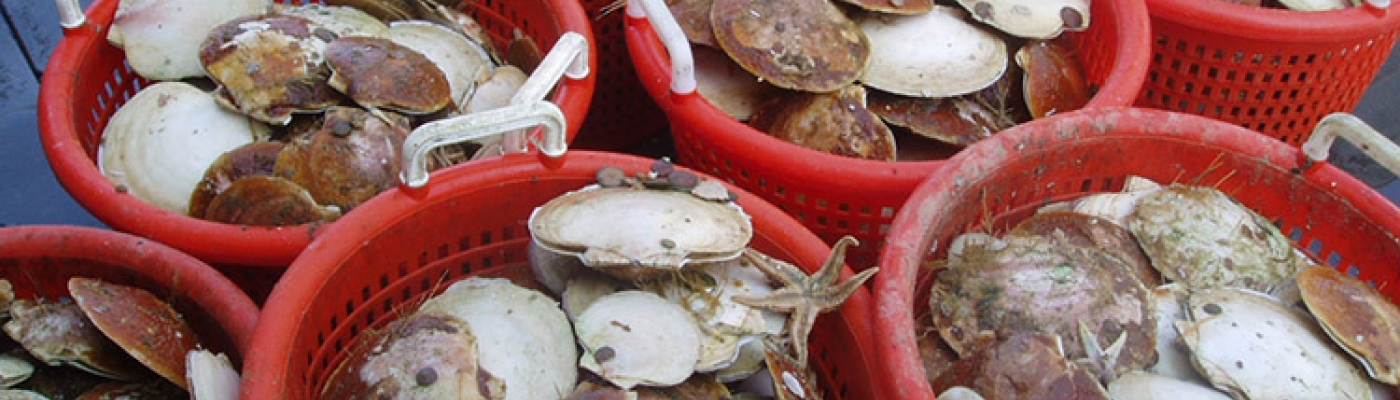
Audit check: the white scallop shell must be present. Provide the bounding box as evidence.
[108,0,268,80]
[575,290,702,389]
[1107,371,1234,400]
[186,350,239,400]
[1279,0,1351,10]
[1146,283,1207,384]
[956,0,1091,39]
[276,4,388,38]
[857,6,1008,98]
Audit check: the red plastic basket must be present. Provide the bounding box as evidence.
[570,0,670,151]
[1137,0,1400,144]
[0,225,259,367]
[872,107,1400,399]
[37,0,596,272]
[240,151,880,399]
[625,0,1151,268]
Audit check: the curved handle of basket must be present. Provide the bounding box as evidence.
[401,100,567,188]
[500,31,590,154]
[55,0,85,29]
[627,0,697,95]
[1365,0,1391,9]
[1302,112,1400,177]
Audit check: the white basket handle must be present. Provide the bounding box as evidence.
[400,100,566,188]
[55,0,85,29]
[498,31,589,154]
[626,0,696,95]
[1302,112,1400,177]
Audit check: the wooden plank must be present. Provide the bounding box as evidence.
[5,0,95,76]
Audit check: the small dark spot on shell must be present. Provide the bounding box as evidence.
[660,239,677,249]
[974,2,994,19]
[668,171,699,190]
[1203,303,1222,315]
[1235,360,1244,369]
[610,320,632,332]
[596,166,627,187]
[331,119,353,137]
[595,346,616,363]
[1060,7,1084,29]
[416,367,437,386]
[651,158,674,177]
[115,184,129,193]
[314,28,339,43]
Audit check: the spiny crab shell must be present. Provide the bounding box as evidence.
[527,185,753,280]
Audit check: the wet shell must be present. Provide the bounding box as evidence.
[98,82,270,216]
[668,0,718,47]
[929,332,1110,400]
[711,0,870,92]
[325,36,452,114]
[1106,372,1234,400]
[695,45,781,121]
[1127,184,1314,293]
[858,6,1008,98]
[200,14,343,125]
[957,0,1090,39]
[575,290,702,389]
[273,106,410,212]
[189,141,285,219]
[1176,287,1370,400]
[69,277,199,390]
[415,277,578,400]
[528,186,753,278]
[107,0,267,81]
[1296,265,1400,384]
[275,4,388,38]
[321,312,500,399]
[749,85,897,161]
[868,92,1000,148]
[388,20,495,107]
[3,300,147,381]
[1018,40,1091,119]
[203,175,341,226]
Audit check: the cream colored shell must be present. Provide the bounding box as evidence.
[108,0,268,80]
[857,6,1008,98]
[575,290,702,389]
[955,0,1090,39]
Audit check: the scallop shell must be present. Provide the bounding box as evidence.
[575,290,702,390]
[186,350,240,400]
[203,175,341,226]
[749,85,898,161]
[320,312,499,399]
[275,4,388,38]
[529,186,753,279]
[0,354,31,388]
[1146,283,1207,384]
[3,299,147,381]
[1279,0,1352,10]
[189,141,285,219]
[858,6,1008,98]
[668,0,718,47]
[836,0,935,14]
[1296,265,1400,385]
[867,93,1000,148]
[199,14,343,125]
[929,332,1111,400]
[273,106,409,212]
[1017,40,1091,119]
[1176,287,1370,400]
[710,0,870,92]
[69,277,199,390]
[325,36,452,115]
[695,45,780,121]
[1106,371,1234,400]
[956,0,1090,39]
[108,0,267,80]
[388,20,495,107]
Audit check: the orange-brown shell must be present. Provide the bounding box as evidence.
[1010,211,1160,288]
[205,175,342,226]
[668,0,718,47]
[325,36,452,114]
[869,93,998,148]
[750,85,896,161]
[1297,265,1400,384]
[931,332,1111,400]
[1018,40,1091,119]
[200,14,343,125]
[189,141,286,219]
[69,277,199,390]
[274,106,410,211]
[711,0,869,93]
[836,0,935,14]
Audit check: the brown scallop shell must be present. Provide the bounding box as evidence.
[205,176,342,226]
[1009,211,1160,288]
[189,141,286,219]
[868,92,998,148]
[930,332,1111,400]
[274,106,411,212]
[749,85,896,161]
[668,0,718,47]
[711,0,870,93]
[1018,40,1091,119]
[1297,265,1400,384]
[325,36,452,115]
[68,277,199,390]
[200,14,343,125]
[836,0,935,14]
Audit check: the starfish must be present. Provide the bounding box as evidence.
[732,236,878,366]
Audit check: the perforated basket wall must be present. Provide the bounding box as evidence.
[872,107,1400,399]
[570,0,670,151]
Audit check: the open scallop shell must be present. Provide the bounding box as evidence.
[749,85,897,161]
[858,6,1008,98]
[575,290,702,390]
[956,0,1090,39]
[711,0,870,92]
[528,186,753,279]
[3,300,148,382]
[203,175,342,226]
[1296,265,1400,385]
[189,141,285,219]
[1176,287,1370,400]
[1146,283,1207,384]
[108,0,267,81]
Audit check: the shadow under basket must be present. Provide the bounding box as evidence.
[871,107,1400,399]
[241,151,880,399]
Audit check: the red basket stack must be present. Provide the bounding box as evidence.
[625,0,1151,268]
[37,0,597,299]
[0,225,259,368]
[1138,0,1400,144]
[571,0,670,151]
[872,107,1400,399]
[240,151,880,399]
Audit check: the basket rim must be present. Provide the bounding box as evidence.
[1146,0,1400,41]
[624,0,1150,189]
[36,0,598,267]
[242,150,878,399]
[0,224,260,356]
[870,106,1400,399]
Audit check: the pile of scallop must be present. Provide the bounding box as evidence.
[674,0,1092,160]
[0,278,238,399]
[98,0,539,227]
[917,176,1400,400]
[322,160,878,399]
[1222,0,1366,10]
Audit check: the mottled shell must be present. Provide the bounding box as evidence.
[575,290,702,390]
[528,186,753,279]
[388,20,495,107]
[107,0,267,81]
[276,4,388,38]
[1017,40,1091,119]
[1106,372,1234,400]
[98,82,270,216]
[69,277,199,390]
[930,332,1110,400]
[867,93,999,148]
[711,0,870,92]
[321,312,499,399]
[858,6,1008,98]
[200,14,343,125]
[203,175,341,226]
[325,36,452,114]
[645,259,776,374]
[1296,265,1400,384]
[749,85,897,161]
[3,300,146,381]
[1009,211,1160,288]
[1128,184,1314,292]
[930,226,1156,379]
[1176,287,1370,400]
[273,106,409,212]
[695,45,780,121]
[956,0,1090,39]
[415,277,578,400]
[189,141,285,219]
